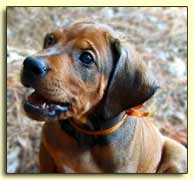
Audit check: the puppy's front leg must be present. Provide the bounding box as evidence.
[157,137,187,173]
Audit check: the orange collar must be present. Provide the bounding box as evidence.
[69,104,150,136]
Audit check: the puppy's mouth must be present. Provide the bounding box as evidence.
[23,91,71,120]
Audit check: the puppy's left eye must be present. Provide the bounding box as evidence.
[43,34,57,48]
[78,51,95,67]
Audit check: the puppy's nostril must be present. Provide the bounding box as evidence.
[23,56,47,78]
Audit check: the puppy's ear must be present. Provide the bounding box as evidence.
[104,38,159,119]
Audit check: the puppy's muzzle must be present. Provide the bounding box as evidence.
[22,56,48,87]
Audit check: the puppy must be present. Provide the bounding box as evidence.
[21,22,187,173]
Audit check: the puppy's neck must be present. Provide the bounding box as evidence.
[86,110,125,131]
[58,111,136,147]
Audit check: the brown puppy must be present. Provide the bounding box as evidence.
[21,22,187,173]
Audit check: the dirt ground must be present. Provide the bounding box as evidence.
[7,7,187,173]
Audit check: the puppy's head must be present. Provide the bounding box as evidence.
[21,22,158,124]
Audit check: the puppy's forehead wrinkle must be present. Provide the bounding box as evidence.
[37,44,71,57]
[64,22,118,49]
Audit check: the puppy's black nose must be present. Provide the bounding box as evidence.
[23,56,47,78]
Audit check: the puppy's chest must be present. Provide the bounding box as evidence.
[56,149,103,173]
[43,122,132,173]
[52,140,130,173]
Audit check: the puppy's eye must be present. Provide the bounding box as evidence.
[43,34,56,48]
[78,51,95,67]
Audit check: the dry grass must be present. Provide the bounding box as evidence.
[7,7,187,173]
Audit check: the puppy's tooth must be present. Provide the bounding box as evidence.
[42,103,46,109]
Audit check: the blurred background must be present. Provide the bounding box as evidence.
[7,7,187,173]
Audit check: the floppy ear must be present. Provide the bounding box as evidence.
[104,39,159,119]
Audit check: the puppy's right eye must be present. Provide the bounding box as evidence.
[43,34,56,48]
[78,51,95,67]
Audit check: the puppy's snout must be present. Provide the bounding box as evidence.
[23,56,47,78]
